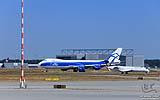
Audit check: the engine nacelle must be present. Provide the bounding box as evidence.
[78,67,85,72]
[93,65,101,70]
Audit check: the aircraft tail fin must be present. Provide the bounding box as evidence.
[105,48,122,65]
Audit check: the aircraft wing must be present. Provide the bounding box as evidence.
[61,63,86,72]
[84,64,106,70]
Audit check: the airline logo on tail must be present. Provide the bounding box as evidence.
[105,48,122,65]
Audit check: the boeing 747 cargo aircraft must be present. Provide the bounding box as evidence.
[39,48,122,72]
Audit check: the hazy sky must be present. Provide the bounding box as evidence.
[0,0,160,59]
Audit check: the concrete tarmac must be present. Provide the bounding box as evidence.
[0,80,160,100]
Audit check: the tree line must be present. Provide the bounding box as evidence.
[144,59,160,68]
[0,58,42,64]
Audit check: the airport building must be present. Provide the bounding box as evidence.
[56,49,144,67]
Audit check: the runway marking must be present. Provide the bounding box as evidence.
[0,87,142,92]
[67,88,141,92]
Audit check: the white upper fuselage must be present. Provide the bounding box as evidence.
[39,58,104,64]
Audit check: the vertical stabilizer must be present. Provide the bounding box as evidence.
[105,48,122,65]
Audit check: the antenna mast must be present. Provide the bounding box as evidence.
[20,0,27,89]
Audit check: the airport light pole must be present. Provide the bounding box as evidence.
[20,0,27,89]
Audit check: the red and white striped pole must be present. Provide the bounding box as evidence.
[20,0,26,88]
